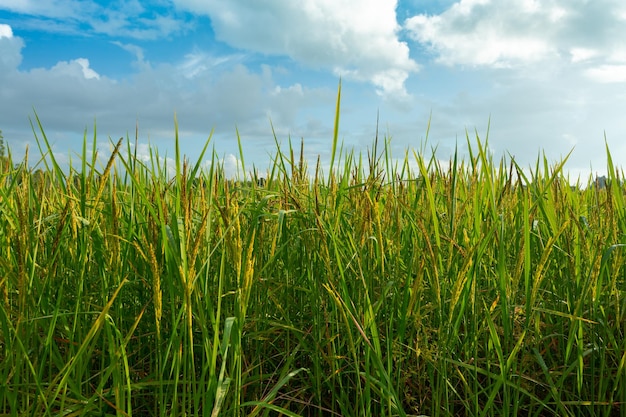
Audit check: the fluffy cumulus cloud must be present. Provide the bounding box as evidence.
[48,58,101,79]
[173,0,419,97]
[404,0,626,76]
[1,40,249,133]
[0,23,335,173]
[3,0,626,178]
[0,23,13,38]
[396,0,626,177]
[0,25,23,72]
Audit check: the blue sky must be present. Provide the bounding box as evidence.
[1,0,625,180]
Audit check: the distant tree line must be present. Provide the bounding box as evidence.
[0,129,5,159]
[0,129,8,174]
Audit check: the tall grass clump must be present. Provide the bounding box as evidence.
[0,92,625,416]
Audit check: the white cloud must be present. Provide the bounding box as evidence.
[0,30,24,70]
[1,0,186,39]
[271,83,303,97]
[123,142,177,179]
[173,0,419,97]
[0,24,13,38]
[0,31,336,175]
[76,58,100,79]
[48,58,101,80]
[404,0,560,67]
[0,0,83,18]
[409,61,626,180]
[569,47,598,63]
[221,153,241,178]
[404,0,626,69]
[585,65,626,83]
[177,51,244,79]
[111,41,151,71]
[3,0,625,181]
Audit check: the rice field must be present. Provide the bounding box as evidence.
[1,94,625,416]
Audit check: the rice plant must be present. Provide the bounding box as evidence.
[0,88,625,416]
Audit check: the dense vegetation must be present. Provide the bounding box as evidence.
[1,104,625,416]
